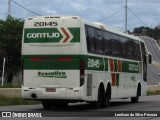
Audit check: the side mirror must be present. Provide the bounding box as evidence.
[159,73,160,76]
[148,52,152,64]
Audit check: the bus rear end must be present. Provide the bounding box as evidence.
[21,16,85,108]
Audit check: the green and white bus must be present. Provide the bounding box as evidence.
[21,16,152,109]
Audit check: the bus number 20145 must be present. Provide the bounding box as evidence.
[34,22,58,27]
[88,59,100,68]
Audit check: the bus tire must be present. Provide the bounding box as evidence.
[103,88,110,107]
[42,100,53,109]
[102,84,111,108]
[53,101,69,109]
[102,94,109,108]
[90,86,103,109]
[131,86,140,103]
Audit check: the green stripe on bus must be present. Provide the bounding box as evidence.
[85,56,106,71]
[122,61,140,73]
[69,28,80,42]
[114,59,118,72]
[116,73,119,86]
[22,55,141,73]
[104,58,108,71]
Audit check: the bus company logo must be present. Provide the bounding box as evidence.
[129,64,139,72]
[37,71,67,78]
[27,32,60,39]
[24,27,75,43]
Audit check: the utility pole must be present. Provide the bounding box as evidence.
[8,0,11,16]
[125,0,127,33]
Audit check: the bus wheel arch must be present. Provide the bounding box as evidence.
[137,83,141,96]
[131,82,141,103]
[106,82,111,99]
[90,82,105,109]
[102,82,111,108]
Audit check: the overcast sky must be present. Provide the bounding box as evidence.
[0,0,160,31]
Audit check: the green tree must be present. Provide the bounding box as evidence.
[0,16,24,83]
[133,26,160,44]
[133,26,153,36]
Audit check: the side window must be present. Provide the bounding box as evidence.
[85,25,142,61]
[103,31,111,55]
[140,42,146,63]
[86,26,97,53]
[125,39,141,61]
[140,42,147,82]
[121,37,127,58]
[85,25,104,54]
[96,29,104,54]
[85,26,90,51]
[110,34,122,57]
[134,41,141,61]
[126,39,135,59]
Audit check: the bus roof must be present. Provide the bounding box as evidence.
[26,16,81,20]
[84,20,143,43]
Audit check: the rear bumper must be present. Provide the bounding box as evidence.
[22,86,85,101]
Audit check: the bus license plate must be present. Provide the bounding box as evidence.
[46,88,56,92]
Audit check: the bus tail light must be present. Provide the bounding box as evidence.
[30,57,73,61]
[80,59,85,86]
[57,57,73,61]
[30,57,43,61]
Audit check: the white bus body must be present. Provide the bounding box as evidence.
[21,16,151,109]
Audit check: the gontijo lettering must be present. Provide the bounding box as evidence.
[27,33,60,38]
[129,64,139,71]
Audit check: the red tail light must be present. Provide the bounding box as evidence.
[80,59,85,86]
[57,57,73,61]
[80,59,85,75]
[30,57,43,61]
[30,57,73,61]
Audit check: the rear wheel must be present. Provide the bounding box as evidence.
[102,93,110,108]
[131,86,140,103]
[53,101,69,109]
[90,87,103,109]
[42,100,53,109]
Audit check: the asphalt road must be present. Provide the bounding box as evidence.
[147,63,160,85]
[0,95,160,120]
[140,36,160,85]
[141,36,160,63]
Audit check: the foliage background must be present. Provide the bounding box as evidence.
[0,16,24,83]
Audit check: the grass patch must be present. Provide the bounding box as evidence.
[0,83,21,88]
[147,90,160,95]
[0,95,40,106]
